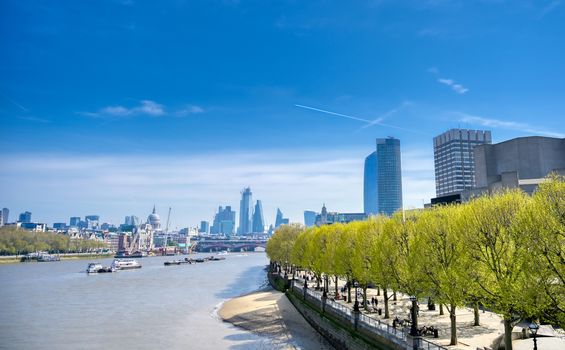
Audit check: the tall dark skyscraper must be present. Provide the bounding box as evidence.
[363,137,403,216]
[238,187,253,235]
[251,200,265,233]
[433,129,492,196]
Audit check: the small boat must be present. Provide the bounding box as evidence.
[210,256,226,261]
[114,250,146,258]
[194,258,205,263]
[21,251,60,262]
[87,263,114,273]
[217,251,228,256]
[164,259,187,266]
[111,259,142,270]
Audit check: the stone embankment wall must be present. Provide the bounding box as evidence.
[268,272,404,350]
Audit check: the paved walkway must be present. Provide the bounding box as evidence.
[295,273,505,350]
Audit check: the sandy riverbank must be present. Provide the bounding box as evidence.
[219,287,333,349]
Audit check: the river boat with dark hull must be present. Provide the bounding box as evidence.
[210,256,226,261]
[164,258,193,266]
[114,251,146,258]
[111,259,142,270]
[21,252,60,262]
[87,263,115,273]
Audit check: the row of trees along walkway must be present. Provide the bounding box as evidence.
[266,175,565,350]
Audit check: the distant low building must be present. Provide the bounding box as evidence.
[303,210,317,227]
[53,223,67,230]
[18,211,32,223]
[315,204,367,226]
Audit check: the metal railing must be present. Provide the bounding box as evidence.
[420,338,448,350]
[288,277,446,350]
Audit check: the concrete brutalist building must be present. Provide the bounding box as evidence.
[431,136,565,205]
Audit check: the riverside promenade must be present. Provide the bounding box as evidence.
[271,269,509,350]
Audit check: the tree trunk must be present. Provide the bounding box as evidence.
[449,304,457,345]
[439,304,444,315]
[334,275,339,296]
[473,302,480,326]
[393,291,397,301]
[503,317,513,350]
[384,288,390,318]
[377,286,380,296]
[347,280,352,303]
[316,276,320,290]
[363,286,368,310]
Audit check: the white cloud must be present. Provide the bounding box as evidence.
[437,78,469,94]
[456,112,565,138]
[83,100,165,118]
[0,148,435,228]
[136,100,165,116]
[175,105,204,117]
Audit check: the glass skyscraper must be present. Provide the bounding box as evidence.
[238,187,253,235]
[433,129,491,196]
[252,200,265,233]
[363,137,403,216]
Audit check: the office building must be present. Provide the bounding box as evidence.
[238,187,253,235]
[304,210,317,227]
[69,216,81,227]
[433,129,492,197]
[85,215,100,229]
[125,215,140,226]
[252,200,265,233]
[1,208,9,225]
[53,222,67,230]
[275,208,289,228]
[18,211,32,223]
[211,206,236,235]
[363,137,403,216]
[431,136,565,205]
[199,221,210,234]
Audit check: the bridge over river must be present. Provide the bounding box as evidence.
[193,239,267,252]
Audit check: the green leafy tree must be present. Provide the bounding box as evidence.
[462,190,535,350]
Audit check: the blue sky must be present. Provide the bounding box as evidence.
[1,0,564,228]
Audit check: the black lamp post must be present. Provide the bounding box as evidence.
[353,281,360,312]
[410,296,418,336]
[528,322,539,350]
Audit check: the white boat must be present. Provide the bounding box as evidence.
[217,251,228,255]
[111,259,142,270]
[87,263,114,273]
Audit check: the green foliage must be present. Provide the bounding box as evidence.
[0,227,107,255]
[265,175,565,348]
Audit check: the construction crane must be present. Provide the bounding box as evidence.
[165,207,172,234]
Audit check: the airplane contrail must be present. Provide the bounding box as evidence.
[0,93,29,112]
[295,104,371,123]
[295,103,431,136]
[358,101,411,130]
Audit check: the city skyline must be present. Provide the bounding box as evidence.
[2,1,564,227]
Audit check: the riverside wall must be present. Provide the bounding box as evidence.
[268,272,409,350]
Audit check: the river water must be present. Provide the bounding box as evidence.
[0,252,278,350]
